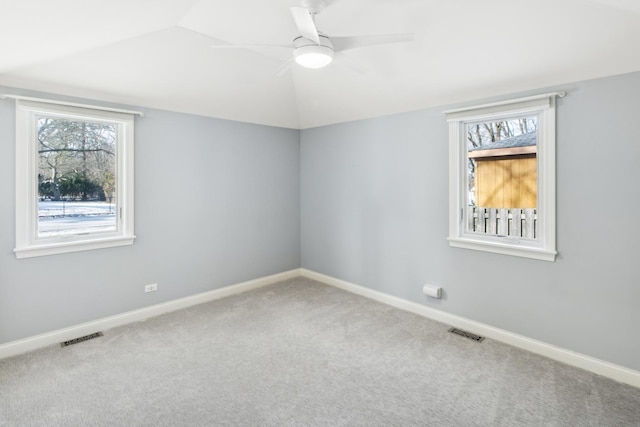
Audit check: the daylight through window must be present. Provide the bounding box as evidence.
[37,117,118,237]
[14,98,137,258]
[466,115,538,238]
[445,93,561,261]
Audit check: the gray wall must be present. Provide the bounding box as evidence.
[301,71,640,372]
[2,72,639,374]
[0,88,300,344]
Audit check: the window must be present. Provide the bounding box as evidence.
[14,98,137,258]
[445,93,562,261]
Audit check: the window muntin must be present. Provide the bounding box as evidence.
[15,99,135,258]
[446,93,559,261]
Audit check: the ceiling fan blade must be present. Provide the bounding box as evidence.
[272,58,295,78]
[332,34,414,52]
[290,7,320,44]
[210,43,290,50]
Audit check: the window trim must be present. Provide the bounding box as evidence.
[14,98,136,259]
[445,92,563,262]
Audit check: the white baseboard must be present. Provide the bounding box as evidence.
[300,268,640,389]
[4,267,639,389]
[0,269,301,360]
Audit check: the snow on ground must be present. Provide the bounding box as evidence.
[38,201,116,236]
[39,200,116,217]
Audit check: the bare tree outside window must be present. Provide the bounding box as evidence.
[37,117,117,237]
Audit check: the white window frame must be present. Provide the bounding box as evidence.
[445,92,563,262]
[13,98,137,259]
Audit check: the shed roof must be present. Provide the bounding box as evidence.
[470,131,536,152]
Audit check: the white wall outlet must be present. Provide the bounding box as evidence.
[144,283,158,293]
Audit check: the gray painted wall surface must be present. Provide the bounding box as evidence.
[2,72,639,375]
[301,71,640,372]
[0,88,300,344]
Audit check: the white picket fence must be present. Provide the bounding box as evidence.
[469,206,537,239]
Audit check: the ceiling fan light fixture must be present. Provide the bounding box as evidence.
[294,45,334,68]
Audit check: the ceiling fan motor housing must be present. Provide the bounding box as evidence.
[293,35,334,68]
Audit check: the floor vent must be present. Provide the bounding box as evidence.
[61,332,103,348]
[448,327,485,342]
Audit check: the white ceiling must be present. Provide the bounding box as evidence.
[1,0,639,129]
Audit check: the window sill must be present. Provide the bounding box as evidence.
[14,235,136,259]
[448,237,556,262]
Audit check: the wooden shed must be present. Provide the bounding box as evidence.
[469,132,537,209]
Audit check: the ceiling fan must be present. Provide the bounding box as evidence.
[211,0,413,75]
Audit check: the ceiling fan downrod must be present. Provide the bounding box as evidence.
[301,0,326,15]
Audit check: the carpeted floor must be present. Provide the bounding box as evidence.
[1,277,639,426]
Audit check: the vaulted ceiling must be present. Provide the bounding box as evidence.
[1,0,639,129]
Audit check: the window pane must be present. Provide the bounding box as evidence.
[37,117,117,237]
[466,116,537,238]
